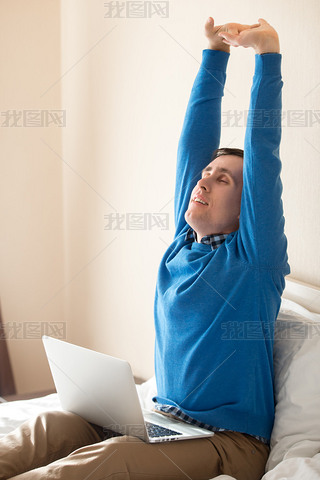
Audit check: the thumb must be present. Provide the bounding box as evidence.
[258,18,268,24]
[206,17,214,26]
[204,16,214,33]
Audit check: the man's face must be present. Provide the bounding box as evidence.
[185,155,244,240]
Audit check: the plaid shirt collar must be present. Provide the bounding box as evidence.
[185,227,229,250]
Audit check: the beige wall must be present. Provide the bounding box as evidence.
[0,1,64,393]
[1,0,319,394]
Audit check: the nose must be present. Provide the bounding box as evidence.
[197,176,210,192]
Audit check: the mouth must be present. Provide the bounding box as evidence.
[192,195,209,206]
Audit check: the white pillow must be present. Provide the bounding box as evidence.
[136,376,157,410]
[266,297,320,471]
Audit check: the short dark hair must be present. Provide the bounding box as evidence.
[211,147,244,162]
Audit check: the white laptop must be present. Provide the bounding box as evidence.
[42,335,214,443]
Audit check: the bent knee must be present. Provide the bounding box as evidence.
[36,410,99,440]
[37,410,82,427]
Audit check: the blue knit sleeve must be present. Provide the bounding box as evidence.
[173,49,230,239]
[238,53,290,270]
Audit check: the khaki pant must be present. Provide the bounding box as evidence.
[0,410,269,480]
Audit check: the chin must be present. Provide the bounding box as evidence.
[184,210,192,224]
[185,212,198,227]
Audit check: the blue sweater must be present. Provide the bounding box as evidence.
[153,50,290,441]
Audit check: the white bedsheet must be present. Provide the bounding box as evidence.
[0,393,62,437]
[1,378,320,480]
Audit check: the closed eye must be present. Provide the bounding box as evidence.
[201,173,230,184]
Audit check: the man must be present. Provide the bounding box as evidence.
[0,17,289,480]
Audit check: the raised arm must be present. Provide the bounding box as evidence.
[173,19,258,239]
[219,19,290,269]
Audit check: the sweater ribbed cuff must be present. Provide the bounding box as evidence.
[254,53,282,76]
[202,49,230,71]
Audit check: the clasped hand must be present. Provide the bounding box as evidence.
[205,17,280,55]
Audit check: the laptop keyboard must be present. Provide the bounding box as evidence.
[145,421,183,438]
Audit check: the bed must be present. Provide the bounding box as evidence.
[1,277,320,480]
